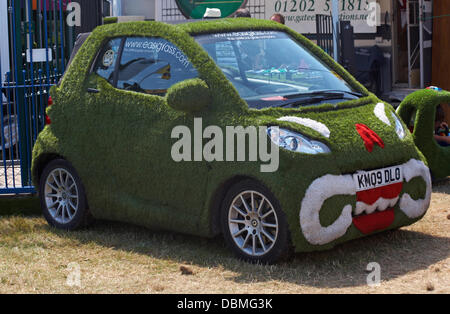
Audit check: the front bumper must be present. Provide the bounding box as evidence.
[299,158,431,246]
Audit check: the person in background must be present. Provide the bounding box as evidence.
[270,13,285,24]
[234,8,251,18]
[434,104,450,147]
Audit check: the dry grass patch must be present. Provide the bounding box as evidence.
[0,180,449,293]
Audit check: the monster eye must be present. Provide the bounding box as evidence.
[277,116,330,138]
[374,103,391,126]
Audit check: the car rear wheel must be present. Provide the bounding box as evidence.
[40,159,92,230]
[221,180,291,264]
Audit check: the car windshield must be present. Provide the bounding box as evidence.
[195,31,362,109]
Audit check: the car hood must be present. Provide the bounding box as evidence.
[248,97,423,174]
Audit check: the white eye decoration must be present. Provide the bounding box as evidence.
[374,103,406,140]
[277,116,330,138]
[374,103,391,126]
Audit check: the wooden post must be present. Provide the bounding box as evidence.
[432,1,450,123]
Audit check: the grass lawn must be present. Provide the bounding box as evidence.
[0,180,448,294]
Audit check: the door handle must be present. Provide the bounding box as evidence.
[87,88,99,93]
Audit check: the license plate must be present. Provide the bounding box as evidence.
[353,165,403,192]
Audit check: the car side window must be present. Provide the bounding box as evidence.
[116,37,198,96]
[92,38,122,85]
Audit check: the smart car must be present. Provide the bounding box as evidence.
[32,19,432,263]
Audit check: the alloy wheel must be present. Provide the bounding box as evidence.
[228,190,279,256]
[44,168,79,224]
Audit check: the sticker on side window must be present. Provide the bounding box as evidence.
[102,50,115,67]
[124,39,191,68]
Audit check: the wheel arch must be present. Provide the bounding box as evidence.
[32,153,66,190]
[209,175,265,236]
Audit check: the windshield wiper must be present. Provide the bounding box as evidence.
[317,89,365,97]
[284,90,363,99]
[277,93,349,108]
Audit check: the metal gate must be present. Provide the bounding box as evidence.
[315,14,335,59]
[0,0,74,194]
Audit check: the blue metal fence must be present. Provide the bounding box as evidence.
[1,0,73,194]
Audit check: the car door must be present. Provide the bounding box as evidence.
[83,36,211,230]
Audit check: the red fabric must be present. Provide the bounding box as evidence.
[356,183,403,205]
[398,0,406,8]
[353,209,395,234]
[356,124,385,152]
[32,0,69,11]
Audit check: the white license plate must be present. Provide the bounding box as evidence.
[354,165,403,192]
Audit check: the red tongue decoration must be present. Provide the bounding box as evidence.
[353,209,395,234]
[354,184,402,234]
[356,124,385,152]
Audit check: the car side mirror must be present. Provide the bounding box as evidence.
[166,78,211,113]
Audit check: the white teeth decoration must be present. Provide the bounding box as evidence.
[355,196,399,216]
[299,158,431,245]
[374,103,391,126]
[399,159,432,218]
[300,174,355,245]
[277,116,331,138]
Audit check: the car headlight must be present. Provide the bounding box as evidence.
[391,112,405,139]
[267,127,331,154]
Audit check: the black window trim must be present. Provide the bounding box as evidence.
[112,38,126,87]
[89,37,125,87]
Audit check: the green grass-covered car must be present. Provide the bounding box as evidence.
[32,19,432,263]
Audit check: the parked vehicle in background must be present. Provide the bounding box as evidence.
[397,87,450,179]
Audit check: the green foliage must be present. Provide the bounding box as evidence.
[397,88,450,179]
[32,19,428,253]
[166,78,211,113]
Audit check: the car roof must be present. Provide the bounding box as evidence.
[100,18,284,36]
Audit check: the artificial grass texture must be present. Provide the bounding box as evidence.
[397,88,450,179]
[166,78,211,113]
[103,17,118,25]
[32,19,429,253]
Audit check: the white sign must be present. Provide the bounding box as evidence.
[266,0,379,34]
[26,48,53,63]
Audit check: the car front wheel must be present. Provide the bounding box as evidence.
[40,159,92,230]
[221,180,291,264]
